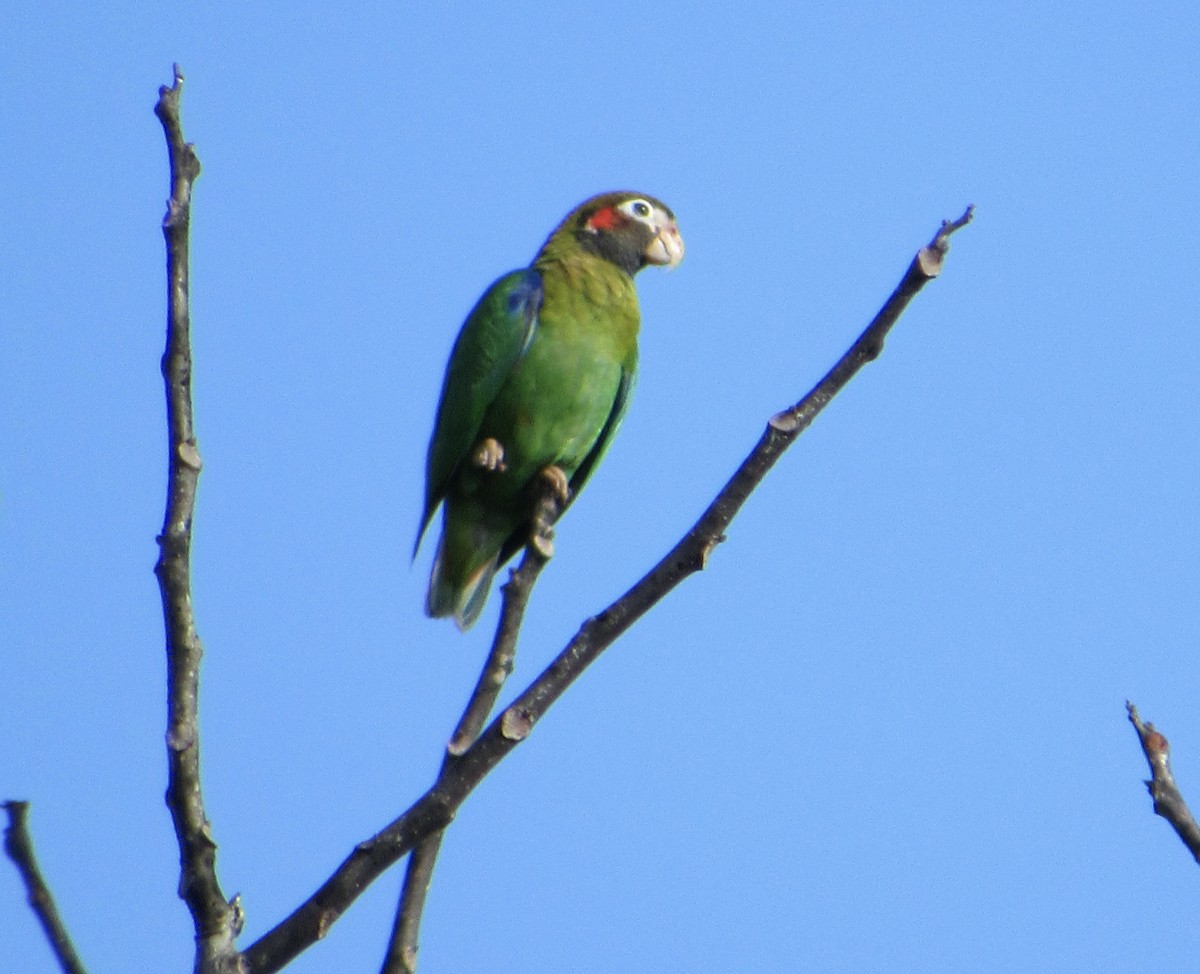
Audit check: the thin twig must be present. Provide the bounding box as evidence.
[383,832,443,974]
[3,802,88,974]
[153,65,243,973]
[1127,702,1200,863]
[385,489,562,973]
[449,489,561,755]
[243,206,974,974]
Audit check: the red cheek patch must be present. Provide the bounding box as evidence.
[586,206,622,231]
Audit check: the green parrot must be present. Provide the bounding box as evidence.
[415,191,684,630]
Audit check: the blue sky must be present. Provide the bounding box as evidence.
[5,2,1200,971]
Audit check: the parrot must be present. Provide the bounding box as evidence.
[415,191,684,630]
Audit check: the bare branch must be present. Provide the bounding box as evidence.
[449,488,561,756]
[152,65,243,973]
[3,802,88,974]
[243,208,973,973]
[386,486,562,973]
[1127,702,1200,863]
[383,832,442,974]
[244,791,456,972]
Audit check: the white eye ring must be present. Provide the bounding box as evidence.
[621,199,654,221]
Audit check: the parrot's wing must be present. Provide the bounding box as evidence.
[569,365,635,501]
[416,269,543,554]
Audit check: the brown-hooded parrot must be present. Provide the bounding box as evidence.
[415,191,684,630]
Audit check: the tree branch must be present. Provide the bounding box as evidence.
[152,65,244,973]
[384,488,562,973]
[243,206,974,973]
[3,802,88,974]
[448,486,562,756]
[383,832,443,974]
[1127,702,1200,864]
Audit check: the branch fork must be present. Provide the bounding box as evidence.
[5,65,977,974]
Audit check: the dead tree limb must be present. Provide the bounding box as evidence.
[153,64,244,974]
[1127,702,1200,864]
[243,205,974,974]
[385,486,562,974]
[3,802,88,974]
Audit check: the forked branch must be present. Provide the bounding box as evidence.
[243,205,974,974]
[385,484,563,973]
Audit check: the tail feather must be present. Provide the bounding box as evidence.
[426,531,501,631]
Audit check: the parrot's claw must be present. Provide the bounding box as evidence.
[537,465,571,506]
[530,526,555,558]
[528,465,570,558]
[471,437,507,472]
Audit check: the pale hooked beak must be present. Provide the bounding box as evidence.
[643,217,684,269]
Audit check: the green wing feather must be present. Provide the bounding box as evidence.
[569,363,635,499]
[415,269,542,555]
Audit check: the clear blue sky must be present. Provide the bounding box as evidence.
[5,2,1200,971]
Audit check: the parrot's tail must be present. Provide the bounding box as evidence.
[426,537,499,632]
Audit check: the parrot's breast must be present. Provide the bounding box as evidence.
[481,257,638,487]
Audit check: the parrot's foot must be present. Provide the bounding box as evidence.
[529,465,570,558]
[536,464,571,506]
[471,437,506,472]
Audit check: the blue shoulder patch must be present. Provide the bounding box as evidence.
[506,269,542,352]
[505,269,542,316]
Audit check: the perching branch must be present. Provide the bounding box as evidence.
[385,487,563,974]
[3,802,88,974]
[243,205,974,974]
[153,65,243,973]
[1127,702,1200,864]
[448,485,563,756]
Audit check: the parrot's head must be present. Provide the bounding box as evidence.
[542,191,684,276]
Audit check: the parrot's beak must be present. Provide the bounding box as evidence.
[643,218,684,269]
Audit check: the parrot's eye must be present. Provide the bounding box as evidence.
[620,199,654,221]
